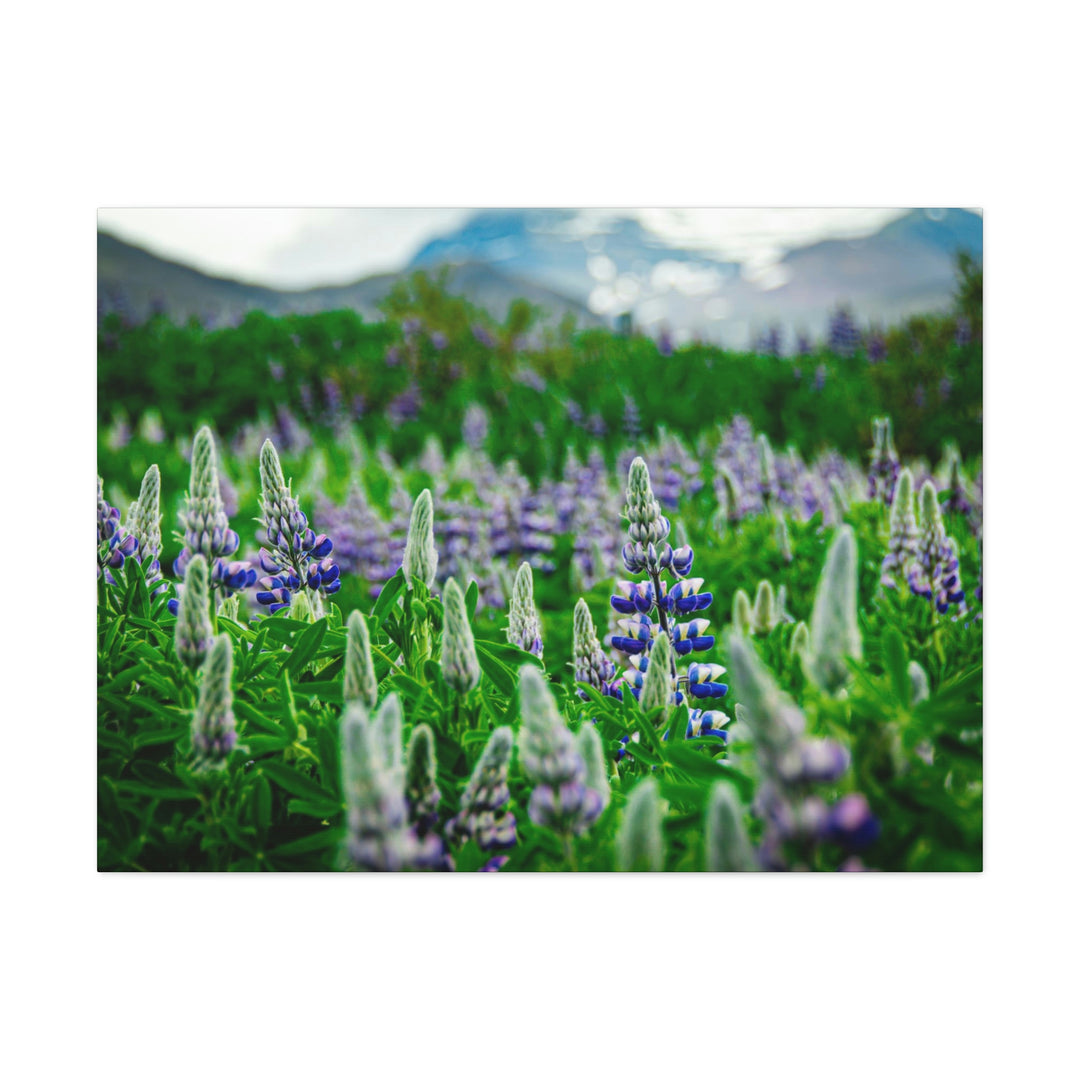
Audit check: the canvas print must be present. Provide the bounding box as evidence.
[97,208,983,872]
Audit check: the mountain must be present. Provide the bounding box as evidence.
[408,207,982,348]
[97,231,602,328]
[99,208,981,348]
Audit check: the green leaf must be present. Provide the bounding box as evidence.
[287,798,341,819]
[371,569,406,626]
[283,618,328,678]
[269,830,339,857]
[465,579,479,618]
[259,761,339,807]
[883,627,909,710]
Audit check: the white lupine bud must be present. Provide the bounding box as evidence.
[625,458,670,547]
[805,525,862,695]
[402,489,438,589]
[732,588,753,636]
[616,777,665,872]
[507,561,543,657]
[790,621,810,657]
[638,632,674,715]
[175,555,212,671]
[191,634,237,766]
[440,578,480,694]
[882,468,919,586]
[290,591,314,623]
[751,580,776,635]
[725,632,806,759]
[577,724,610,812]
[908,661,930,705]
[130,464,162,563]
[344,610,379,710]
[704,783,756,872]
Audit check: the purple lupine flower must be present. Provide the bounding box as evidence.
[908,480,966,615]
[867,416,900,506]
[939,375,953,401]
[472,324,495,348]
[726,634,876,871]
[813,364,827,392]
[268,359,285,382]
[955,316,971,347]
[827,304,861,358]
[913,383,926,409]
[447,727,517,853]
[795,332,813,357]
[623,394,642,441]
[429,330,448,351]
[518,667,604,837]
[756,326,782,357]
[97,476,138,583]
[866,331,887,364]
[462,404,489,451]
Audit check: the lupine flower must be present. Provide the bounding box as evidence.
[507,561,543,657]
[704,783,756,872]
[942,452,973,517]
[440,578,480,694]
[191,634,237,767]
[341,696,446,872]
[344,610,379,710]
[97,476,138,582]
[637,631,674,716]
[908,661,930,705]
[255,438,341,615]
[462,404,489,451]
[866,331,887,364]
[128,464,164,592]
[572,599,617,697]
[174,555,212,672]
[827,304,861,358]
[790,621,810,657]
[881,468,919,588]
[758,434,779,510]
[726,632,870,870]
[866,417,900,506]
[804,525,862,695]
[577,724,610,813]
[405,723,441,837]
[909,481,966,615]
[174,428,253,599]
[623,395,642,441]
[447,726,517,852]
[732,589,752,636]
[750,580,778,635]
[611,457,728,739]
[517,665,604,836]
[616,777,664,872]
[402,489,438,590]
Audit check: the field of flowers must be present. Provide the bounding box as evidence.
[97,278,983,872]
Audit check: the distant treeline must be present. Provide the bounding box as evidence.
[97,261,982,474]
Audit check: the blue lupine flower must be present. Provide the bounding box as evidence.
[173,427,254,602]
[255,438,342,615]
[611,458,730,740]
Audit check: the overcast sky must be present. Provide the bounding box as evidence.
[97,208,914,290]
